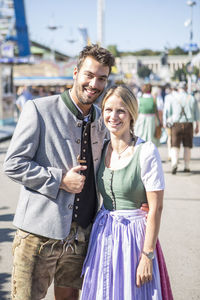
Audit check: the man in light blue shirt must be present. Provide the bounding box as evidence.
[163,82,199,174]
[163,84,179,161]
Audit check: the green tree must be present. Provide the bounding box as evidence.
[137,65,151,79]
[172,68,186,81]
[168,47,186,55]
[172,65,199,81]
[117,46,200,57]
[107,45,119,57]
[133,49,161,56]
[120,49,161,56]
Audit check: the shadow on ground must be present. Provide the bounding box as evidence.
[193,136,200,147]
[0,273,11,300]
[0,228,16,243]
[0,214,14,222]
[0,148,8,154]
[0,207,10,210]
[165,170,200,175]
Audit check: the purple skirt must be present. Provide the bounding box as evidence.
[81,207,162,300]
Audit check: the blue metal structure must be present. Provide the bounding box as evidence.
[13,0,30,56]
[5,0,30,56]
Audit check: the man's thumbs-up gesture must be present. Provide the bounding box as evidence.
[60,165,87,194]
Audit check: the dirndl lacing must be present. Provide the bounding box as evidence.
[81,207,162,300]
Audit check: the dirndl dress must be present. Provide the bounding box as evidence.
[80,207,162,300]
[134,113,160,147]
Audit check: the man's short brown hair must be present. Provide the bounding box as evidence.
[77,44,115,74]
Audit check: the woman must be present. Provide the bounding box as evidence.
[135,83,163,147]
[80,85,172,300]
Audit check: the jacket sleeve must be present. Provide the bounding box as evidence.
[3,100,63,199]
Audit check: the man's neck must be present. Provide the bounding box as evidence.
[69,89,91,116]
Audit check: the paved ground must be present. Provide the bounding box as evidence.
[0,124,16,143]
[0,139,200,300]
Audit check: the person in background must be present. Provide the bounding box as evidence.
[163,83,179,161]
[15,86,33,112]
[3,44,115,300]
[164,82,199,174]
[135,83,163,147]
[152,85,164,114]
[80,85,172,300]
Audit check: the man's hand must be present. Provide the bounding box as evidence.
[140,203,149,213]
[60,165,87,194]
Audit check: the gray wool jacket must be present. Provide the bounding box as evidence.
[3,92,107,239]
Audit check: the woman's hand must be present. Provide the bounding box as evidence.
[136,190,164,287]
[136,254,153,287]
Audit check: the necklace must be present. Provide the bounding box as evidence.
[110,141,131,160]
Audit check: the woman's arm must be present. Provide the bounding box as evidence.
[136,190,164,287]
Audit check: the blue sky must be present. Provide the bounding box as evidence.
[24,0,200,57]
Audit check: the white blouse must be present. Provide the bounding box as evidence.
[136,137,165,191]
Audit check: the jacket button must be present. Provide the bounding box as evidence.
[77,122,82,127]
[68,204,73,209]
[76,139,81,144]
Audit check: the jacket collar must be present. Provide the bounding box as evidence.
[61,89,96,121]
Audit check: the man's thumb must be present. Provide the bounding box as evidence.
[72,165,87,173]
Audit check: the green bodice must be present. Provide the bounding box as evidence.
[138,97,156,114]
[97,142,147,210]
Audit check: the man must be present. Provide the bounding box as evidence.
[163,82,199,174]
[16,86,33,112]
[4,44,115,300]
[163,83,179,161]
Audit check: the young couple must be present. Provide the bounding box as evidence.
[4,44,172,299]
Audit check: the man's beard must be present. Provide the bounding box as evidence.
[74,81,102,105]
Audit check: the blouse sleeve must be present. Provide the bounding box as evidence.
[139,141,165,191]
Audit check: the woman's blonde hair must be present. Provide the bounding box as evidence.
[101,85,138,135]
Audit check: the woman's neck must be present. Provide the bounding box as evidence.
[105,134,136,169]
[110,134,133,152]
